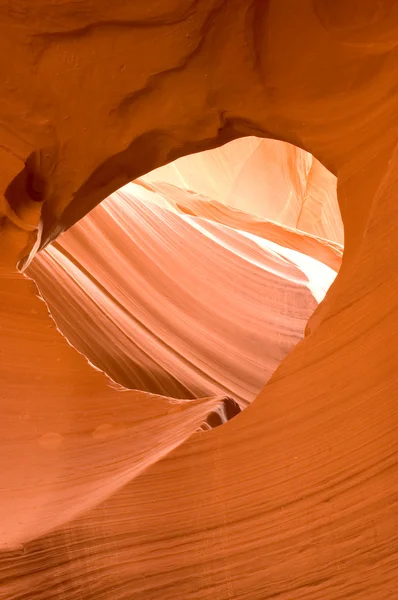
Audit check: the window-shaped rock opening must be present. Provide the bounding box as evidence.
[28,137,343,427]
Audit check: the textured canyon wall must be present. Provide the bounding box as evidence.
[145,137,344,244]
[1,1,398,599]
[28,139,341,405]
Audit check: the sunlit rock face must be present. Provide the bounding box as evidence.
[28,138,341,407]
[1,1,398,599]
[2,135,342,593]
[146,137,344,245]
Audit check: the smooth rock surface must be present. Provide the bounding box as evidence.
[28,151,340,406]
[0,1,398,598]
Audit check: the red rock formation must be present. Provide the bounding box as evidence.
[146,137,343,245]
[28,156,340,404]
[0,1,398,598]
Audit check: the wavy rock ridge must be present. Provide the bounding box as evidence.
[0,1,398,598]
[29,138,341,406]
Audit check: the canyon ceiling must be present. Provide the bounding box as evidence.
[1,1,398,599]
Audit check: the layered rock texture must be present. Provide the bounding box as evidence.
[28,138,341,406]
[1,1,398,598]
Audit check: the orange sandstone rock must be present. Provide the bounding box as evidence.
[29,172,338,405]
[0,1,397,599]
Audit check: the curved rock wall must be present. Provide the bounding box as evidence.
[28,139,341,405]
[0,1,398,598]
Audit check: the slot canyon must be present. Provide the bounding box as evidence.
[0,1,397,598]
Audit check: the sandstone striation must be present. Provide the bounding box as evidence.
[28,148,340,405]
[1,1,398,598]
